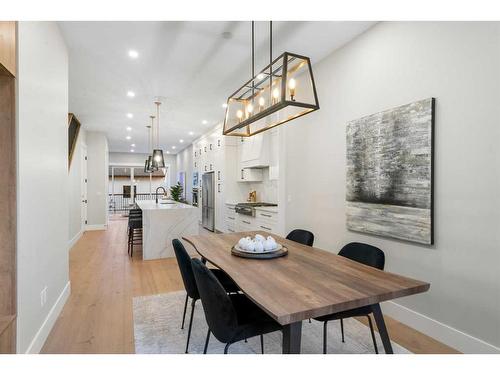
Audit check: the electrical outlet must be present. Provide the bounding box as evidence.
[287,194,292,203]
[40,286,47,307]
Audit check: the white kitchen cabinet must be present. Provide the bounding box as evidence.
[238,132,270,168]
[237,215,255,232]
[269,129,279,181]
[237,167,263,182]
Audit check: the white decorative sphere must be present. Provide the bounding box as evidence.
[255,234,265,242]
[246,241,256,252]
[254,241,264,252]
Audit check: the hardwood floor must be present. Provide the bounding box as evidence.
[42,216,459,354]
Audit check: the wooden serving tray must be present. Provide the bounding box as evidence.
[231,244,288,259]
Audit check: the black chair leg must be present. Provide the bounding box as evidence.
[203,329,211,354]
[323,321,328,354]
[185,299,196,353]
[244,338,247,343]
[224,342,231,354]
[340,318,345,342]
[260,335,264,354]
[367,315,379,354]
[181,294,188,329]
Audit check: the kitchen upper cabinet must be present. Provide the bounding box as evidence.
[269,129,279,181]
[238,132,269,168]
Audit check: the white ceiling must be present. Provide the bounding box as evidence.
[59,21,375,154]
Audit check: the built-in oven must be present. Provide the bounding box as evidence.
[192,188,199,207]
[235,202,278,217]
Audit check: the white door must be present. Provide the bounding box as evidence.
[81,145,88,227]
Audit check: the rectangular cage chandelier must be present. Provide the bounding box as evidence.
[223,23,319,137]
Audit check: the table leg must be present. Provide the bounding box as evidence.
[371,304,393,354]
[282,321,302,354]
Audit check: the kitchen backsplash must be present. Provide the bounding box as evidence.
[236,168,278,203]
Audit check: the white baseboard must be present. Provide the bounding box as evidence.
[85,224,107,231]
[382,301,500,354]
[68,229,83,250]
[24,281,71,354]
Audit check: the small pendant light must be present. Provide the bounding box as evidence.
[151,101,165,169]
[144,125,154,173]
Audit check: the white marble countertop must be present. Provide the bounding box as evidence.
[136,200,196,211]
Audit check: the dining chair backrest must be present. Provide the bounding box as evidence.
[338,242,385,270]
[191,258,239,343]
[286,229,315,247]
[172,239,199,299]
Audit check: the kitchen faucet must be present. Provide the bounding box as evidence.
[155,186,167,204]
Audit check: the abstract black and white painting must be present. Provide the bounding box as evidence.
[346,98,434,245]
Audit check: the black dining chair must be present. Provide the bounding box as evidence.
[172,239,240,353]
[286,229,315,323]
[127,208,142,257]
[191,258,282,354]
[286,229,315,247]
[315,242,385,354]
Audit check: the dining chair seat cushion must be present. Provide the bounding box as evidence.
[314,305,373,322]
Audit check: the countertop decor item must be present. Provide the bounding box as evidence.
[231,234,287,259]
[346,98,435,245]
[222,21,319,137]
[231,244,288,259]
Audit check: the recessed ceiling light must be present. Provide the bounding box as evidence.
[131,144,136,147]
[126,113,133,119]
[130,149,135,152]
[222,103,228,108]
[166,151,170,154]
[189,131,194,136]
[127,91,135,98]
[172,146,176,149]
[126,126,132,131]
[128,50,139,59]
[179,139,184,143]
[126,136,131,140]
[202,120,208,124]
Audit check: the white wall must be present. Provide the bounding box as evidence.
[86,131,109,228]
[16,21,70,353]
[176,145,193,203]
[284,22,500,352]
[68,129,86,244]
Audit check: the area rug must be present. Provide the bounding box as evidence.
[133,291,411,354]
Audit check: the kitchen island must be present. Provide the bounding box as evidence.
[136,200,199,260]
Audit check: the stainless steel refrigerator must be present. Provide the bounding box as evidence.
[202,172,215,231]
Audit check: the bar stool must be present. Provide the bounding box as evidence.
[128,208,143,257]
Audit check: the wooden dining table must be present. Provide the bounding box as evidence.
[183,231,430,354]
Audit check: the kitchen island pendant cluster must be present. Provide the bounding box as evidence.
[223,21,319,137]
